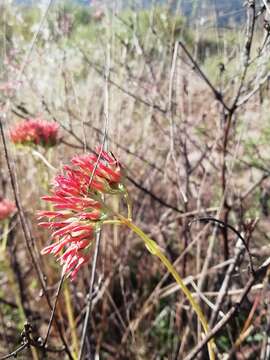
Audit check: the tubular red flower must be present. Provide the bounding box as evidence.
[38,146,123,280]
[61,252,90,280]
[0,198,16,221]
[10,119,59,147]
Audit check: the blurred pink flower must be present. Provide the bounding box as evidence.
[93,9,104,21]
[0,80,21,96]
[38,146,122,280]
[0,198,16,221]
[10,119,59,147]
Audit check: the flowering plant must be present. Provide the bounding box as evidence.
[38,147,122,279]
[10,119,59,147]
[38,146,215,359]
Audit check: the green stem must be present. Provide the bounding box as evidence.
[123,189,132,220]
[1,219,9,251]
[63,282,79,358]
[118,216,215,360]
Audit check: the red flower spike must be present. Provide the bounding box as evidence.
[10,119,59,147]
[38,146,123,280]
[0,198,16,221]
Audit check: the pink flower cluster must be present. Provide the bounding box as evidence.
[10,119,59,147]
[38,147,122,280]
[0,198,16,221]
[0,80,21,96]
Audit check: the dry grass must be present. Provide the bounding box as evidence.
[1,1,270,359]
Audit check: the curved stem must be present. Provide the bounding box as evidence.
[123,188,132,220]
[63,282,79,358]
[118,215,215,360]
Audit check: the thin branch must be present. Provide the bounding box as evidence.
[0,343,28,360]
[17,0,55,81]
[209,238,245,327]
[78,230,102,360]
[184,258,270,360]
[0,322,66,360]
[231,0,256,110]
[43,275,65,346]
[78,39,111,360]
[189,217,255,274]
[178,41,230,112]
[78,47,167,114]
